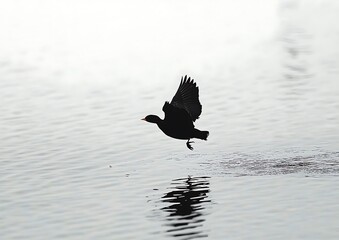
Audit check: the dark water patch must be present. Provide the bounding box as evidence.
[218,151,339,176]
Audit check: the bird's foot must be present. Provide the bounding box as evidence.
[186,140,195,150]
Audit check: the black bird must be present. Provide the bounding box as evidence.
[142,75,209,150]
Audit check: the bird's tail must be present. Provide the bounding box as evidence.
[193,129,209,140]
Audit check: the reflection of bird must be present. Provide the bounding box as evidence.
[142,75,209,150]
[161,176,210,239]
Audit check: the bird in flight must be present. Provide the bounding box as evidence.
[142,75,209,150]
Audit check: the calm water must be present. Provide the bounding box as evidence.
[1,0,339,239]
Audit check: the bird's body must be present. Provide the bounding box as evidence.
[142,76,209,150]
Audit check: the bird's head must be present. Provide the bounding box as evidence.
[141,115,161,124]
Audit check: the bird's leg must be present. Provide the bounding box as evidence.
[186,139,195,150]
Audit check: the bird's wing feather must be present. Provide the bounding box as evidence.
[170,75,202,122]
[162,101,194,127]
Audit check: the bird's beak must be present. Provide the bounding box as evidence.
[141,118,146,121]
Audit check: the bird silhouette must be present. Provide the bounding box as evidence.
[142,75,209,150]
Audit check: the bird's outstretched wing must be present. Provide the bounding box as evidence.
[170,75,202,122]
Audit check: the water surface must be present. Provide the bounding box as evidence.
[1,0,339,239]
